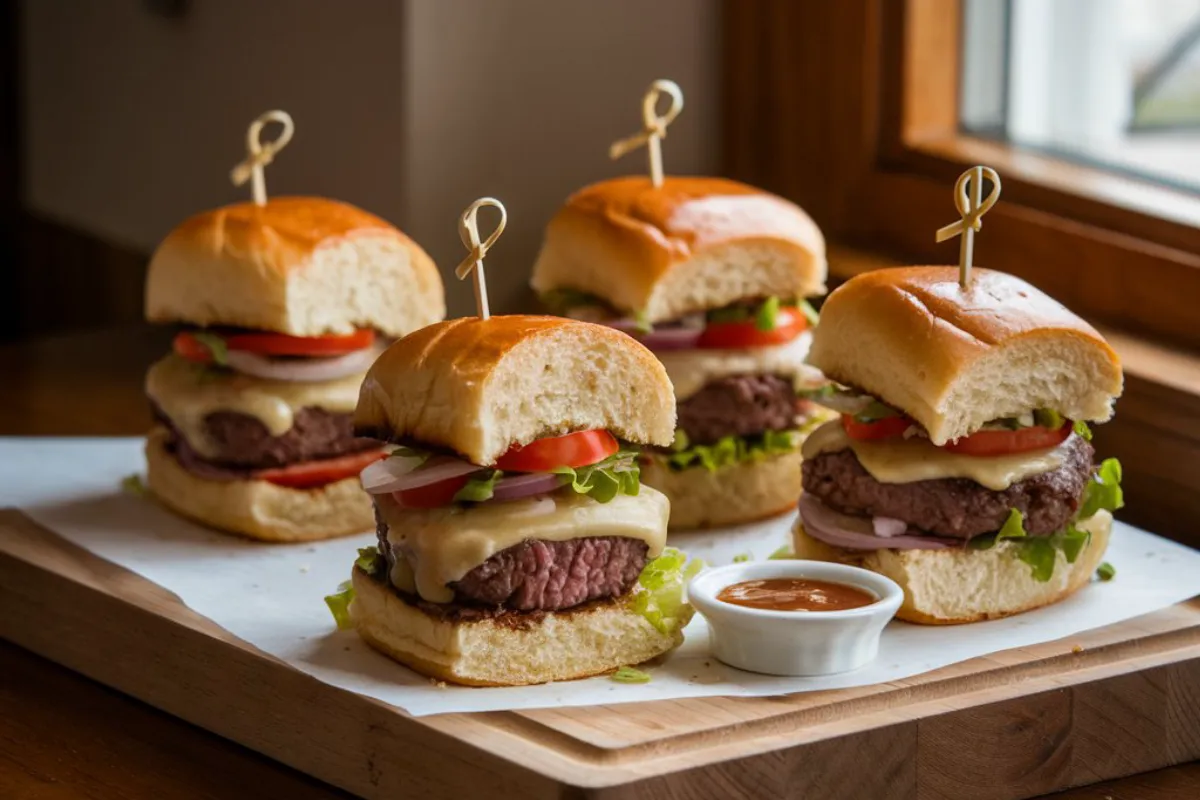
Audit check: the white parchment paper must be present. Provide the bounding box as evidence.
[4,437,1199,717]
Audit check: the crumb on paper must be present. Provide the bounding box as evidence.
[429,679,447,689]
[299,564,310,573]
[1071,645,1084,654]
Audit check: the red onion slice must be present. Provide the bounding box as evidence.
[361,455,482,495]
[488,472,565,502]
[226,347,377,382]
[600,319,702,351]
[799,494,955,551]
[872,516,909,537]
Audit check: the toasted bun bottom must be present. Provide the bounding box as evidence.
[641,448,801,530]
[144,429,375,542]
[349,569,685,686]
[792,511,1113,624]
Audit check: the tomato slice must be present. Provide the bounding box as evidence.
[173,329,375,363]
[697,308,807,349]
[392,476,471,509]
[257,449,386,489]
[943,424,1071,456]
[495,430,619,472]
[225,329,375,356]
[841,414,911,441]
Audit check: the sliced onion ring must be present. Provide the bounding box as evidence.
[488,472,564,502]
[600,319,702,352]
[799,494,955,551]
[226,347,377,382]
[360,455,481,495]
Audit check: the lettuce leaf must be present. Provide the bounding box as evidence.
[768,545,794,560]
[552,450,640,503]
[755,296,781,331]
[968,511,1096,582]
[1073,420,1093,441]
[453,469,503,503]
[191,331,229,366]
[632,547,705,634]
[324,581,355,630]
[663,429,800,473]
[1096,561,1116,581]
[121,473,148,497]
[799,298,820,326]
[355,547,383,575]
[611,666,652,684]
[1080,458,1124,518]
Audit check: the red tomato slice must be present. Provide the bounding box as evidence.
[495,430,619,472]
[697,308,807,349]
[257,449,386,489]
[841,414,910,441]
[392,476,471,509]
[173,331,216,363]
[943,424,1071,456]
[224,329,375,356]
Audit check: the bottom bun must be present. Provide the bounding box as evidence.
[144,427,375,542]
[641,449,800,530]
[350,568,685,686]
[792,511,1113,624]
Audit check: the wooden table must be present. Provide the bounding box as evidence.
[2,326,1198,800]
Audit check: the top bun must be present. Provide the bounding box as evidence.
[530,176,826,323]
[146,196,445,337]
[355,315,677,464]
[807,267,1123,445]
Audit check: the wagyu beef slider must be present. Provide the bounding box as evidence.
[345,315,699,686]
[793,267,1125,624]
[143,196,444,541]
[530,176,831,529]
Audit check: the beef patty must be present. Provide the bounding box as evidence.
[677,374,802,444]
[802,435,1095,539]
[154,402,377,470]
[376,513,648,612]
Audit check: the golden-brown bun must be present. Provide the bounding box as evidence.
[145,196,444,337]
[792,511,1112,624]
[349,568,686,686]
[530,176,826,322]
[144,428,374,542]
[807,267,1123,445]
[354,315,676,464]
[641,449,800,530]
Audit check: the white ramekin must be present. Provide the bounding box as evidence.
[688,560,903,676]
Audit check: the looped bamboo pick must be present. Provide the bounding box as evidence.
[230,110,295,206]
[609,79,684,188]
[935,165,1001,288]
[455,197,508,320]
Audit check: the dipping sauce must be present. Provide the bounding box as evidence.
[717,578,876,612]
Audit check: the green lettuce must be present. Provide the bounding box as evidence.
[1073,420,1094,441]
[768,545,794,560]
[191,331,229,366]
[324,581,355,630]
[755,296,781,331]
[967,459,1122,582]
[355,547,383,575]
[632,547,705,634]
[664,429,800,473]
[705,295,809,332]
[453,469,504,503]
[1080,458,1124,518]
[1096,562,1116,581]
[611,666,652,684]
[799,298,820,326]
[121,473,148,497]
[732,553,752,563]
[552,450,641,503]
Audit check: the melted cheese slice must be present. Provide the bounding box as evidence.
[656,330,823,400]
[145,355,365,458]
[801,419,1070,491]
[379,488,669,603]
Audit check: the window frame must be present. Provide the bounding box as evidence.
[723,0,1200,350]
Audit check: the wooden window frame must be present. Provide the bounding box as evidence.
[723,0,1200,541]
[723,0,1200,350]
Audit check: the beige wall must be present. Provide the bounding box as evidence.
[23,0,720,318]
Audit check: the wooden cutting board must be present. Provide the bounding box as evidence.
[3,507,1200,800]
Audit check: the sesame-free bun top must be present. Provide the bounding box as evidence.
[145,196,445,337]
[530,176,826,322]
[354,315,677,465]
[807,267,1123,445]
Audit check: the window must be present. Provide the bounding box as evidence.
[963,0,1200,194]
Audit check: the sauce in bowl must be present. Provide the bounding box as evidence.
[717,578,876,612]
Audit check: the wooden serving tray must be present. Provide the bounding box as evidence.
[3,507,1200,800]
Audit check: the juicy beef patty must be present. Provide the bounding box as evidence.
[375,513,649,612]
[802,435,1094,539]
[154,403,376,469]
[677,374,801,444]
